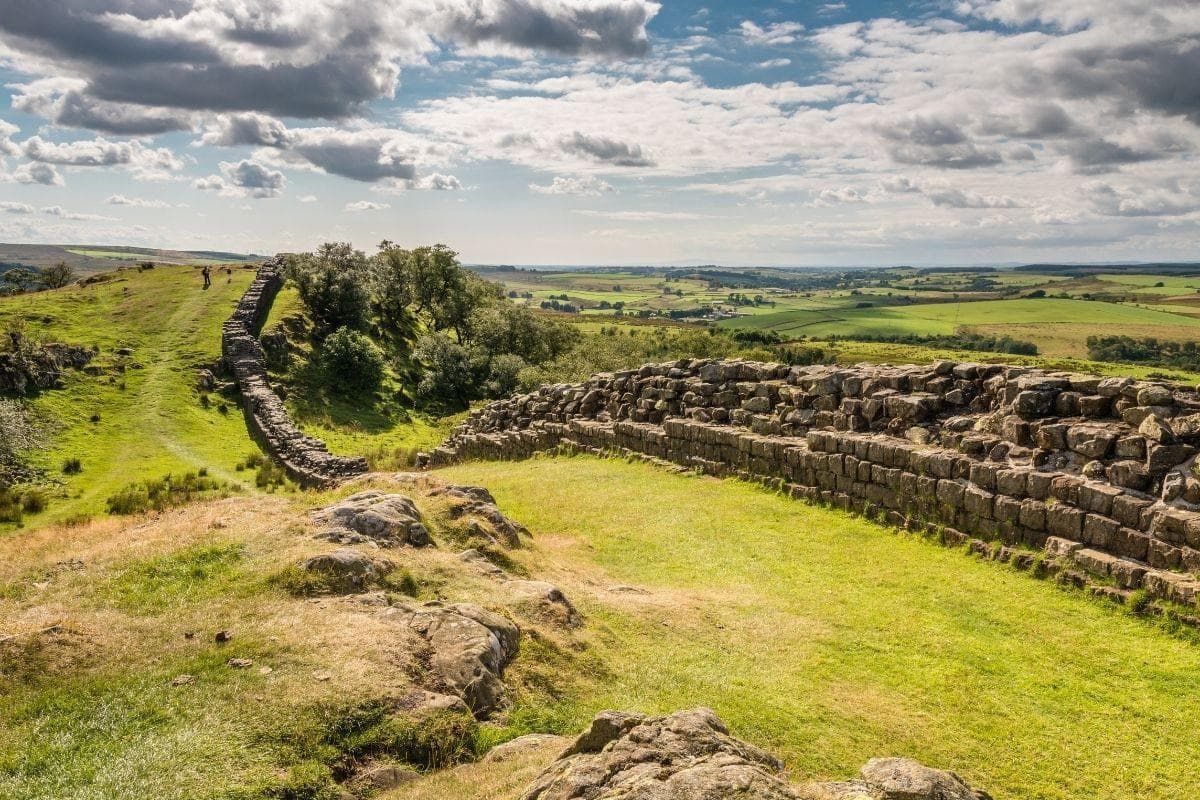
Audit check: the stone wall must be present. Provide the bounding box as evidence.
[222,257,367,488]
[432,359,1200,613]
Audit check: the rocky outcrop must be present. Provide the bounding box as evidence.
[0,343,94,395]
[519,708,990,800]
[384,601,520,718]
[311,490,431,546]
[431,359,1200,613]
[221,257,367,488]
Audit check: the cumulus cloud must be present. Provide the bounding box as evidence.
[345,200,391,212]
[530,175,616,195]
[194,159,285,199]
[925,187,1021,208]
[12,79,194,136]
[22,135,183,179]
[40,205,116,221]
[574,209,708,221]
[558,132,654,167]
[738,21,804,46]
[0,0,660,124]
[0,201,34,214]
[0,120,18,156]
[106,194,171,208]
[13,162,64,186]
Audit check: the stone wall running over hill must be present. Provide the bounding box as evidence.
[222,257,367,488]
[432,359,1200,612]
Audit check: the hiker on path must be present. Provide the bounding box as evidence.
[201,265,212,289]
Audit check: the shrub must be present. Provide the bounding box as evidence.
[20,490,47,514]
[321,327,385,396]
[105,472,232,515]
[61,457,82,475]
[413,333,485,406]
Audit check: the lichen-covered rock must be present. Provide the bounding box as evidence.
[505,579,580,627]
[312,491,430,547]
[520,708,797,800]
[385,602,519,718]
[300,549,392,593]
[858,757,990,800]
[430,483,528,546]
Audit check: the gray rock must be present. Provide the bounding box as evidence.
[312,491,430,547]
[483,734,569,763]
[521,708,797,800]
[859,757,990,800]
[386,602,519,718]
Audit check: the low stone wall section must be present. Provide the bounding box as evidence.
[431,359,1200,612]
[222,257,367,488]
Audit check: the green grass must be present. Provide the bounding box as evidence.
[0,265,261,525]
[66,249,164,261]
[438,456,1200,800]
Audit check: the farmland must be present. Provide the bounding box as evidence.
[483,265,1200,360]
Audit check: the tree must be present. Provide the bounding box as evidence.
[39,261,76,289]
[413,333,485,406]
[286,243,370,333]
[321,327,385,395]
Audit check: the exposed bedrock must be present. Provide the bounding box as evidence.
[431,359,1200,611]
[221,258,367,488]
[520,707,989,800]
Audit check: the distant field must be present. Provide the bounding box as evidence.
[0,242,258,274]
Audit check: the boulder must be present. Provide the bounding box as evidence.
[311,491,430,547]
[859,757,990,800]
[520,708,797,800]
[300,549,392,593]
[386,602,519,718]
[1065,425,1116,459]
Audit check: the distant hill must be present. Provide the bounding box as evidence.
[0,242,262,274]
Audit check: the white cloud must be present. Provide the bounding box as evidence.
[345,200,391,212]
[40,205,116,221]
[530,175,616,196]
[297,195,318,203]
[0,201,34,214]
[13,162,64,186]
[574,209,709,221]
[106,194,172,208]
[194,160,285,199]
[738,21,805,46]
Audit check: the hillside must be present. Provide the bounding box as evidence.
[0,263,263,524]
[0,243,259,275]
[5,253,1200,800]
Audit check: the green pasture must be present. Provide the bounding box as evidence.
[440,456,1200,800]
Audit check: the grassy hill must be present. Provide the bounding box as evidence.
[3,459,1200,800]
[0,243,259,275]
[0,264,263,524]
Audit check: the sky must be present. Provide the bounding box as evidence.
[0,1,1197,267]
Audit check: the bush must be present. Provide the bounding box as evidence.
[321,327,385,396]
[62,457,82,475]
[105,472,232,515]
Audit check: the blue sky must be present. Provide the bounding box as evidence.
[0,1,1197,266]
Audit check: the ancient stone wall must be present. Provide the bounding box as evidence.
[432,359,1200,613]
[222,257,367,488]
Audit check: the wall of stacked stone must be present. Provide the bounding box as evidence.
[431,359,1200,610]
[222,257,367,488]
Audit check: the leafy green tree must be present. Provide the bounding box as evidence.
[413,333,485,406]
[321,327,385,395]
[38,261,76,289]
[286,243,370,333]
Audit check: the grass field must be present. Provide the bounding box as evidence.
[435,456,1200,800]
[716,297,1200,357]
[0,265,262,525]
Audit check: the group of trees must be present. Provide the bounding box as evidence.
[284,242,578,408]
[1086,335,1200,371]
[1,262,75,295]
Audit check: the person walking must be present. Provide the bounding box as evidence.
[201,265,212,289]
